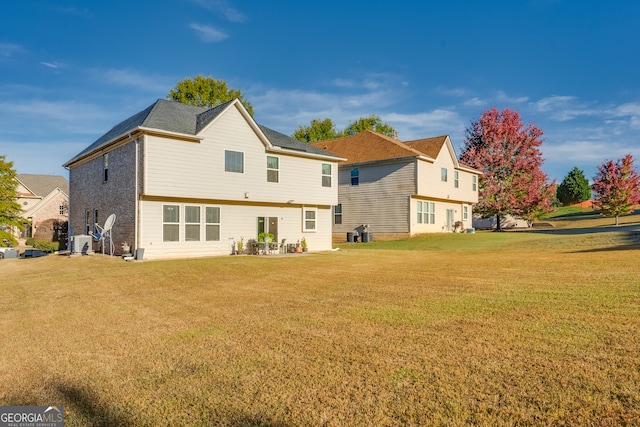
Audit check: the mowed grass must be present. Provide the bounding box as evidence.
[1,227,639,426]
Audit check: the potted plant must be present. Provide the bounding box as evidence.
[258,232,274,243]
[300,237,308,252]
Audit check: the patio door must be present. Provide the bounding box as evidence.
[446,209,454,232]
[257,216,278,241]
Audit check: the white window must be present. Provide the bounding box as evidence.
[334,204,342,225]
[463,205,468,220]
[441,167,448,182]
[267,156,279,183]
[206,207,220,241]
[454,171,459,188]
[417,202,434,224]
[185,206,200,241]
[351,168,359,186]
[225,150,244,173]
[85,209,90,235]
[427,202,435,224]
[93,209,99,235]
[163,205,179,242]
[303,208,317,231]
[322,163,331,187]
[472,175,477,191]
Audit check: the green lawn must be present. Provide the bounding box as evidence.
[1,226,639,426]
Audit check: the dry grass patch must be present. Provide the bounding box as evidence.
[1,229,639,426]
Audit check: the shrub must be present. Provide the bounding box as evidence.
[33,240,59,253]
[26,237,35,247]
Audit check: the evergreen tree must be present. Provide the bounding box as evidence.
[557,167,591,205]
[0,155,26,246]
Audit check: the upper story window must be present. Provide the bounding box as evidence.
[454,171,459,188]
[441,167,448,182]
[351,168,359,186]
[472,175,477,191]
[103,153,109,182]
[225,150,244,173]
[163,205,180,242]
[267,156,279,183]
[322,163,331,187]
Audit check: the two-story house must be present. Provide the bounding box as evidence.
[15,174,69,241]
[311,130,481,241]
[63,98,342,260]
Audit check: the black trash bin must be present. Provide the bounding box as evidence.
[361,232,371,243]
[347,232,354,243]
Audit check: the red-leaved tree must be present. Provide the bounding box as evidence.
[460,107,555,230]
[591,154,640,225]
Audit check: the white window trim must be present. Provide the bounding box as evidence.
[225,150,244,173]
[303,207,317,232]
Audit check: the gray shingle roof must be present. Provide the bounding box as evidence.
[258,125,341,157]
[65,99,338,166]
[17,174,69,196]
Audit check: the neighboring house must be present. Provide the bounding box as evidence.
[14,174,69,240]
[311,130,481,241]
[63,98,342,260]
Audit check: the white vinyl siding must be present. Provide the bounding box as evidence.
[144,106,338,207]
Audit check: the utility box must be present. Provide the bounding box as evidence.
[70,235,94,255]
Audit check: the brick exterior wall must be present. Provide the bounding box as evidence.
[69,139,139,254]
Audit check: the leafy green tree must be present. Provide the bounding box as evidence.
[0,155,26,246]
[292,118,339,143]
[292,115,396,142]
[342,115,396,138]
[556,167,591,206]
[167,75,254,116]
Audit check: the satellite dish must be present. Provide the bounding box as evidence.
[93,213,116,256]
[103,213,116,233]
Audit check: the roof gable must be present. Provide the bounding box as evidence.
[404,135,448,159]
[65,99,339,167]
[16,174,69,197]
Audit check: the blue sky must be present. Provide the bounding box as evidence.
[1,0,639,182]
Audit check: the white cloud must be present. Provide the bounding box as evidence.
[189,23,229,42]
[98,68,172,93]
[0,43,25,58]
[463,97,484,107]
[542,140,635,163]
[190,0,247,22]
[495,90,528,104]
[40,61,60,69]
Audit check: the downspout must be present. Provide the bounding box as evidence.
[130,132,139,251]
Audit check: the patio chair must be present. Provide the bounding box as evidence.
[279,239,287,254]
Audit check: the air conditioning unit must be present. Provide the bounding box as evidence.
[70,234,94,255]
